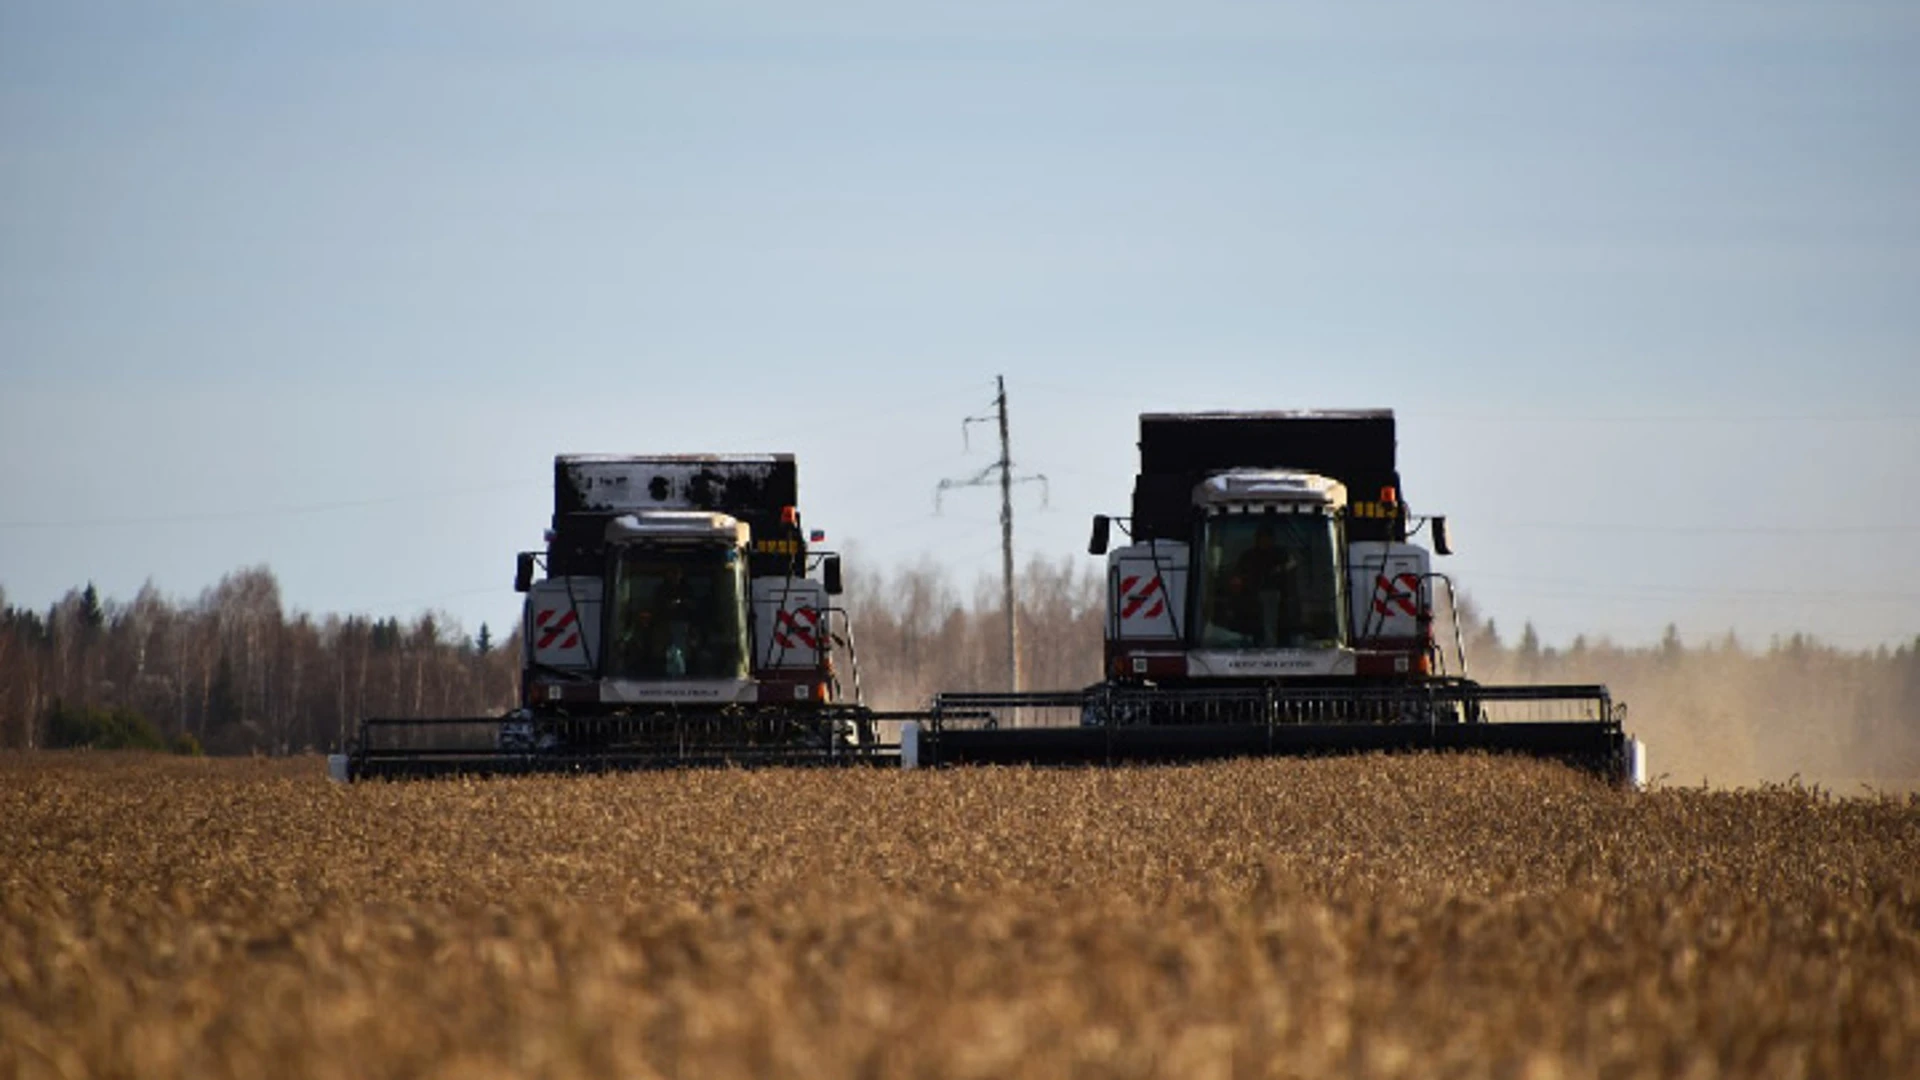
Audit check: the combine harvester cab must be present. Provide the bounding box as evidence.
[917,411,1648,787]
[341,454,891,780]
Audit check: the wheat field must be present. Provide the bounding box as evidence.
[2,752,1915,1079]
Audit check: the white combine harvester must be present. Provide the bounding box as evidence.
[909,411,1647,787]
[337,454,910,779]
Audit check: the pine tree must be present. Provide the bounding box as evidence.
[80,582,104,632]
[1660,623,1684,663]
[208,655,243,734]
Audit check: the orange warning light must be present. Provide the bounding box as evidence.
[780,505,799,525]
[1379,486,1398,505]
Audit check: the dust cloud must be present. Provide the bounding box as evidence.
[1452,615,1920,792]
[853,564,1920,792]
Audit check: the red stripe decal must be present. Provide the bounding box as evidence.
[537,610,578,649]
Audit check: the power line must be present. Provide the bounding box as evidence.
[1483,522,1918,536]
[326,585,508,615]
[1460,571,1920,602]
[0,480,547,531]
[1404,411,1920,424]
[1009,393,1920,426]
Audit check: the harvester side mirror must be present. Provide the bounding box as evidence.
[1088,514,1111,556]
[1431,516,1453,556]
[514,552,536,593]
[823,555,844,595]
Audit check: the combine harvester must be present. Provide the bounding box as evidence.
[337,454,908,779]
[908,411,1647,787]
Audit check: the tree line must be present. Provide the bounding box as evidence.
[0,568,518,755]
[2,563,1914,786]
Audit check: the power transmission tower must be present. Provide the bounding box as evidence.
[935,375,1048,692]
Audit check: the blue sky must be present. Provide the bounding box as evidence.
[3,1,1916,650]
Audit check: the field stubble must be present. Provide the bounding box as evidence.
[2,752,1916,1079]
